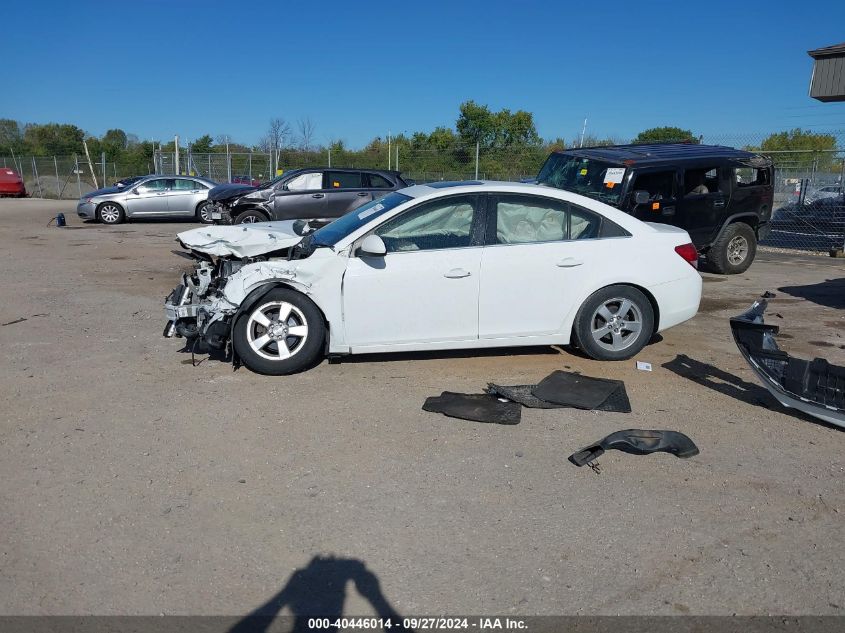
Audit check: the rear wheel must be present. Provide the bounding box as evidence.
[707,222,756,274]
[234,209,269,224]
[573,285,654,361]
[232,287,325,375]
[97,202,124,224]
[196,201,214,224]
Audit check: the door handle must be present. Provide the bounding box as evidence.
[556,258,583,267]
[312,193,325,199]
[357,192,369,197]
[156,192,167,196]
[444,268,471,279]
[712,198,725,208]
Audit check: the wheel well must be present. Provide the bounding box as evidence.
[236,206,270,221]
[234,281,330,334]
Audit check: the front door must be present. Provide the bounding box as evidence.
[272,171,326,220]
[678,164,731,246]
[342,194,483,348]
[125,178,169,216]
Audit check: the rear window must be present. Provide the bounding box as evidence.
[367,173,394,188]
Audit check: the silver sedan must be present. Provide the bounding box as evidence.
[77,175,218,224]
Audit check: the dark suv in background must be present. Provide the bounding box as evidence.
[208,168,409,224]
[537,144,774,274]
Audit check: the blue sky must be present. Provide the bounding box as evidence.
[3,0,845,148]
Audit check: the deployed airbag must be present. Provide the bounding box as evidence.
[422,392,522,425]
[569,429,699,467]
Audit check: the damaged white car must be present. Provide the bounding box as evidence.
[164,182,702,374]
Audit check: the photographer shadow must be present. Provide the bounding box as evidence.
[230,556,414,633]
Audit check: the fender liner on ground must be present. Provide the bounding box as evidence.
[569,429,699,467]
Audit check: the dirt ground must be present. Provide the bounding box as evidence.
[1,198,844,617]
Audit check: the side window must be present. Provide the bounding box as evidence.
[568,205,603,240]
[684,166,724,196]
[137,179,166,193]
[286,172,323,191]
[373,195,478,253]
[631,171,676,201]
[494,195,567,244]
[367,173,393,188]
[735,167,770,187]
[173,178,198,190]
[327,171,363,189]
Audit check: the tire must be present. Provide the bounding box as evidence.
[196,201,214,224]
[97,202,125,225]
[707,222,756,274]
[572,285,655,361]
[232,287,325,375]
[234,209,269,224]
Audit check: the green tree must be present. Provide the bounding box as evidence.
[101,129,128,160]
[191,134,214,154]
[760,128,837,170]
[633,126,698,144]
[456,101,540,148]
[22,123,86,155]
[0,119,23,154]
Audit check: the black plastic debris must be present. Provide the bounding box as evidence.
[569,429,699,467]
[422,392,521,425]
[731,297,845,428]
[487,381,631,413]
[529,370,632,412]
[761,290,777,298]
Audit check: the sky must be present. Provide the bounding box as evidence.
[3,0,845,149]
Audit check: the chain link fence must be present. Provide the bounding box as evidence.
[3,131,844,253]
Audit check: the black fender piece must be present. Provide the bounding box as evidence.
[569,429,699,467]
[730,296,845,428]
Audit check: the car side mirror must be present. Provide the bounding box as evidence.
[131,188,140,195]
[359,235,387,257]
[633,190,650,205]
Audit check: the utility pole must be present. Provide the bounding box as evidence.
[101,151,106,187]
[174,135,180,175]
[83,139,98,189]
[387,131,391,170]
[226,135,232,182]
[475,142,480,180]
[579,118,588,148]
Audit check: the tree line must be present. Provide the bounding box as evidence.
[0,102,840,179]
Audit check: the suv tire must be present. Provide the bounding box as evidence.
[572,285,654,361]
[708,222,756,274]
[234,209,269,224]
[232,287,325,375]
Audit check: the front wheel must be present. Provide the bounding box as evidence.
[572,285,654,361]
[707,223,756,274]
[232,287,325,375]
[234,209,269,224]
[196,201,214,224]
[97,202,124,224]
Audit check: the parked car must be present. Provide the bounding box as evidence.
[771,195,845,233]
[77,175,218,224]
[208,168,409,224]
[0,168,26,197]
[806,184,843,203]
[113,175,145,189]
[165,181,702,374]
[536,144,775,274]
[231,174,262,187]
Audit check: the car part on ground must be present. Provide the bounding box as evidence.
[531,370,630,410]
[208,168,409,225]
[76,175,217,223]
[536,143,774,274]
[422,392,522,425]
[164,182,702,373]
[0,168,27,197]
[568,429,699,468]
[488,373,631,413]
[730,296,845,429]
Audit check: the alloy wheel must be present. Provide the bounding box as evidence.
[727,235,748,265]
[99,204,121,223]
[589,298,644,352]
[246,300,309,361]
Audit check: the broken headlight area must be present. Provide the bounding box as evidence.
[731,296,845,429]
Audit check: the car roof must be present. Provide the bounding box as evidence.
[550,143,771,166]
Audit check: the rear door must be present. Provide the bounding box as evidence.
[167,178,204,216]
[324,171,371,218]
[125,178,169,216]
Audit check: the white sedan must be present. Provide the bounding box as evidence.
[164,181,702,374]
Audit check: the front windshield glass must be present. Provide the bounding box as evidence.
[311,192,412,246]
[537,154,626,205]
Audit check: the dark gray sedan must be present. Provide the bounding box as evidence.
[76,175,218,224]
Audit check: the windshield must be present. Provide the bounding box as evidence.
[311,192,412,246]
[537,154,626,205]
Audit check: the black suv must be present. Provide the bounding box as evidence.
[208,168,409,225]
[537,144,774,274]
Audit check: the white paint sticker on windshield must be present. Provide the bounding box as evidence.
[603,167,626,184]
[358,203,384,220]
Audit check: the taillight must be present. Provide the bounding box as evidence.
[674,243,698,268]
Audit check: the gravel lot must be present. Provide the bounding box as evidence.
[1,198,844,617]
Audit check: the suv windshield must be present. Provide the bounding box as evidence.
[311,192,412,246]
[537,154,626,205]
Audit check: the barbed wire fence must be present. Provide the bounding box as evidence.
[3,130,844,253]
